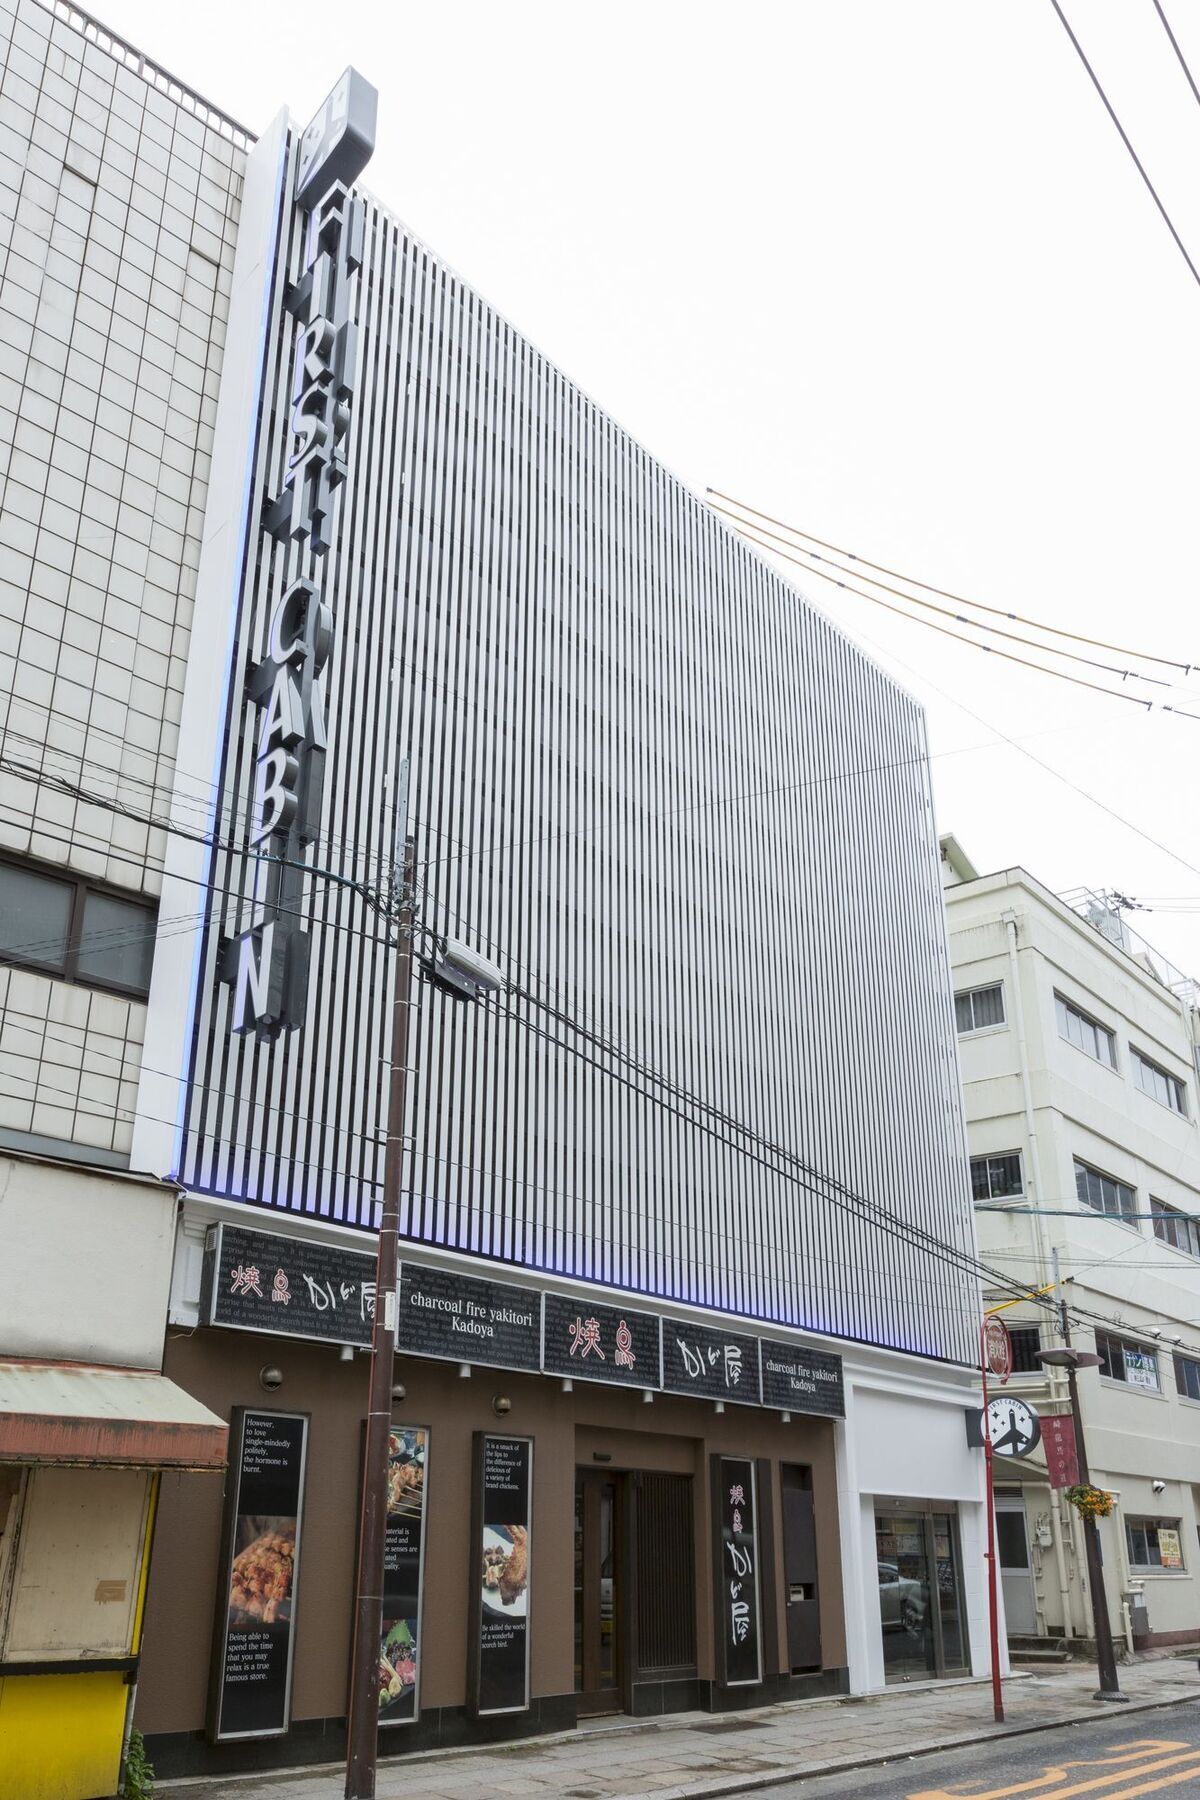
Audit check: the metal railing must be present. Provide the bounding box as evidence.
[40,0,256,151]
[1060,885,1199,1006]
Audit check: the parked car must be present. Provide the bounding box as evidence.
[877,1561,925,1630]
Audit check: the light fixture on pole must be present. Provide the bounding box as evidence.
[1036,1343,1126,1703]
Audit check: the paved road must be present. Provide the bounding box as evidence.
[771,1713,1200,1800]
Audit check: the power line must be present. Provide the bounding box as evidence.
[1049,0,1200,293]
[1152,0,1200,111]
[706,487,1193,674]
[728,514,1158,714]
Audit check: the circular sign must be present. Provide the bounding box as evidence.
[984,1317,1013,1384]
[986,1395,1041,1458]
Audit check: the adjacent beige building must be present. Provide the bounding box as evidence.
[943,838,1200,1650]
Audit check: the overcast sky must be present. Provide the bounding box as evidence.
[98,0,1200,973]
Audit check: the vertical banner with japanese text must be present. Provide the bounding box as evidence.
[209,1409,309,1740]
[379,1426,430,1725]
[711,1454,762,1687]
[467,1433,533,1716]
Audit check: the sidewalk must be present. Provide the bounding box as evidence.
[157,1657,1200,1800]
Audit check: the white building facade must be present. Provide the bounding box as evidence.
[944,840,1200,1652]
[0,3,993,1788]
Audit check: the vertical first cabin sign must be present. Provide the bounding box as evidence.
[224,70,378,1039]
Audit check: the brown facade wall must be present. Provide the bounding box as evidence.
[136,1330,845,1741]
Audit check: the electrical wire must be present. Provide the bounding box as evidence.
[708,499,1177,691]
[1152,0,1200,111]
[1049,0,1200,293]
[705,488,1194,674]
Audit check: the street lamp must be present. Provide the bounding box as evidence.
[1035,1344,1127,1703]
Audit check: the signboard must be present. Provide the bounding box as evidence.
[712,1455,762,1687]
[200,1222,376,1347]
[379,1426,429,1727]
[397,1264,540,1375]
[1124,1346,1160,1392]
[210,1409,308,1741]
[468,1434,533,1717]
[759,1338,845,1417]
[1042,1413,1080,1490]
[542,1293,661,1389]
[295,67,378,206]
[983,1317,1013,1384]
[1158,1527,1184,1570]
[662,1317,761,1404]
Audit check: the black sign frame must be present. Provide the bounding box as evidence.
[379,1423,430,1728]
[541,1292,662,1389]
[201,1221,376,1349]
[396,1263,541,1378]
[467,1433,533,1718]
[209,1407,309,1742]
[711,1453,763,1689]
[758,1337,845,1418]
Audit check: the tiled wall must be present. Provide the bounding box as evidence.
[0,0,244,1159]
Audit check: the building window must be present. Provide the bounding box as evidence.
[1074,1159,1136,1224]
[1173,1354,1200,1402]
[1056,994,1117,1070]
[1008,1326,1042,1373]
[970,1153,1024,1203]
[1126,1517,1185,1571]
[1151,1200,1200,1260]
[1096,1331,1160,1391]
[0,857,156,999]
[955,983,1004,1033]
[1132,1049,1187,1116]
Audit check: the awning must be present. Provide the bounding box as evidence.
[0,1361,228,1470]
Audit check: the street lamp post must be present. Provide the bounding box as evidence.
[1037,1327,1128,1703]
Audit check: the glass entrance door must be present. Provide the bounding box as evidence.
[875,1504,968,1681]
[574,1470,621,1714]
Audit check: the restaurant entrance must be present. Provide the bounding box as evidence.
[874,1498,969,1681]
[574,1469,623,1715]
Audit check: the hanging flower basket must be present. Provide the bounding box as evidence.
[1064,1483,1114,1520]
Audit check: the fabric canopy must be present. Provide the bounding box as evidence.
[0,1361,227,1469]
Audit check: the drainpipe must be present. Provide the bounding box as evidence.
[1003,912,1076,1640]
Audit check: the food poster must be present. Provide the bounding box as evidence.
[210,1409,309,1740]
[1158,1527,1184,1569]
[379,1426,429,1725]
[469,1433,533,1716]
[714,1455,762,1687]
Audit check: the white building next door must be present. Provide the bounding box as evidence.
[995,1492,1037,1637]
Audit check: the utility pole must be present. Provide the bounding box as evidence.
[345,834,417,1798]
[1039,1259,1126,1704]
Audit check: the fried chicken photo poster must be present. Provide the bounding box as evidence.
[468,1432,533,1716]
[209,1409,309,1741]
[379,1426,429,1726]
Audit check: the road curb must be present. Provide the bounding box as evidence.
[606,1688,1200,1800]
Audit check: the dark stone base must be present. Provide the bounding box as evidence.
[629,1666,847,1717]
[144,1694,578,1781]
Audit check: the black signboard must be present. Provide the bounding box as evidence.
[201,1222,376,1348]
[541,1292,661,1389]
[711,1454,762,1687]
[759,1338,845,1417]
[379,1425,429,1727]
[662,1317,762,1404]
[468,1434,533,1717]
[397,1264,540,1375]
[210,1409,308,1740]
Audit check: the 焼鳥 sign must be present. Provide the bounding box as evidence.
[541,1292,661,1389]
[200,1222,376,1348]
[209,1409,309,1740]
[468,1434,533,1717]
[711,1454,762,1687]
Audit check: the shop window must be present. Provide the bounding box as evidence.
[1056,994,1117,1070]
[1096,1331,1159,1391]
[0,856,156,998]
[955,983,1004,1034]
[1173,1354,1200,1402]
[1126,1517,1185,1571]
[1151,1200,1200,1259]
[1074,1159,1137,1225]
[971,1152,1023,1203]
[1132,1049,1187,1116]
[875,1503,968,1682]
